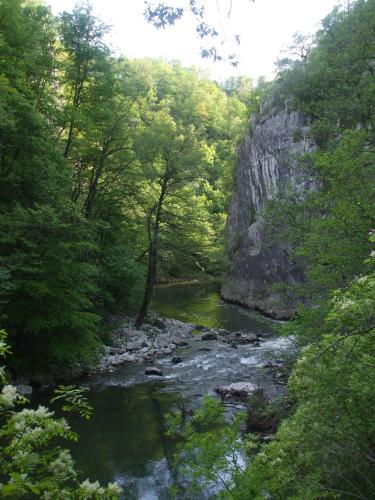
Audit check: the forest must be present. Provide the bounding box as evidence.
[0,0,253,370]
[0,0,374,498]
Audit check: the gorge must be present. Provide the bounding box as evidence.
[1,0,374,498]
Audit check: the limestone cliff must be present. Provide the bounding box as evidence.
[222,103,315,319]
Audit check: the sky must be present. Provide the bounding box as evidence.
[46,0,343,82]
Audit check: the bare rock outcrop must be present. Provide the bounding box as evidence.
[222,103,316,319]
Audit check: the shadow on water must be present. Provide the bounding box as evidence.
[152,281,271,334]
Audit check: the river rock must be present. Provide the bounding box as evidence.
[151,318,166,329]
[108,346,126,355]
[241,333,258,343]
[145,367,163,376]
[195,324,208,331]
[171,356,183,364]
[122,328,141,339]
[126,341,142,351]
[171,337,189,347]
[201,332,217,341]
[215,382,258,398]
[263,359,283,369]
[198,347,211,352]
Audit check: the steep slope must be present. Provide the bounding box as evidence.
[222,103,315,319]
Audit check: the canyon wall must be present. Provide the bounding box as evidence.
[222,103,315,319]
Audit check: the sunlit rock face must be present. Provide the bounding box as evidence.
[222,103,315,319]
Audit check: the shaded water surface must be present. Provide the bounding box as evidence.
[35,283,293,499]
[152,281,269,332]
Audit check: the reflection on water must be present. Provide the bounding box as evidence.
[153,281,271,333]
[64,383,179,499]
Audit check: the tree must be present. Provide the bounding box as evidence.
[231,242,375,499]
[0,1,249,368]
[134,103,212,327]
[129,61,248,326]
[58,4,110,160]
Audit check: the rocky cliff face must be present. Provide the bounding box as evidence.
[222,103,315,319]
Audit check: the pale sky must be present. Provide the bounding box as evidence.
[46,0,343,82]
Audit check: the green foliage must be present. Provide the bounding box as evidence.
[232,254,375,499]
[263,128,374,334]
[166,395,256,497]
[0,332,121,499]
[1,0,249,367]
[272,0,375,144]
[167,2,375,498]
[0,205,101,370]
[51,385,93,420]
[235,4,375,493]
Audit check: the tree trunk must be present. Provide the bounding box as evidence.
[135,238,158,328]
[135,176,169,328]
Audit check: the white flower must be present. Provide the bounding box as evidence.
[50,449,74,475]
[1,384,19,407]
[80,479,105,496]
[106,482,122,495]
[337,298,354,310]
[14,420,27,432]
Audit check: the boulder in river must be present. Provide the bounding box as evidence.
[126,341,142,351]
[198,347,211,352]
[240,333,258,343]
[215,382,258,398]
[145,367,163,376]
[201,332,217,341]
[151,318,166,329]
[171,337,190,347]
[171,356,183,364]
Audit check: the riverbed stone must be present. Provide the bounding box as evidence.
[171,337,190,347]
[151,318,167,329]
[215,382,258,398]
[145,367,163,376]
[201,332,217,341]
[241,333,258,343]
[126,341,142,351]
[108,347,126,355]
[195,324,208,331]
[122,328,140,338]
[171,356,183,364]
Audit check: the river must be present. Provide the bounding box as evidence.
[34,282,294,499]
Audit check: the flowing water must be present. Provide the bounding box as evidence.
[34,282,294,499]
